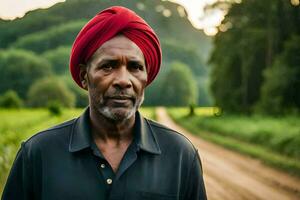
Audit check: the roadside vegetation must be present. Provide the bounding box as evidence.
[168,107,300,176]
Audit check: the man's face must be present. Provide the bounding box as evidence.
[82,35,147,122]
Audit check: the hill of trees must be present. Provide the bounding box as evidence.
[0,0,212,108]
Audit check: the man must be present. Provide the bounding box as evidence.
[2,6,207,200]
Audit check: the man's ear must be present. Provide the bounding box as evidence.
[79,64,88,90]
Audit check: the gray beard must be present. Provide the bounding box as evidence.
[96,92,144,122]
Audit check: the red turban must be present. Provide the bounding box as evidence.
[70,6,162,88]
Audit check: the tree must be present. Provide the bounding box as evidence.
[68,84,89,108]
[209,0,300,114]
[42,46,71,75]
[11,20,86,53]
[0,49,52,99]
[0,90,23,108]
[61,75,89,108]
[27,77,75,107]
[257,35,300,114]
[196,76,213,106]
[161,40,207,76]
[159,61,198,106]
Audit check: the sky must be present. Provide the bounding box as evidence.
[0,0,225,36]
[167,0,224,35]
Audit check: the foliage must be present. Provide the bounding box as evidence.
[0,49,52,99]
[47,101,63,116]
[168,107,300,175]
[42,46,71,75]
[143,69,164,106]
[161,40,207,76]
[158,61,198,106]
[11,20,86,53]
[257,35,300,114]
[196,76,213,106]
[188,103,196,116]
[0,90,23,108]
[209,0,300,114]
[60,75,89,108]
[139,107,156,120]
[169,108,300,159]
[68,84,89,108]
[27,77,75,108]
[0,108,83,195]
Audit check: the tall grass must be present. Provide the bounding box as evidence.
[168,107,300,176]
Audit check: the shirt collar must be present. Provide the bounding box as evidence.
[69,107,91,152]
[134,111,161,155]
[69,108,161,155]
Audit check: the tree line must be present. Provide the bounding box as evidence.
[209,0,300,115]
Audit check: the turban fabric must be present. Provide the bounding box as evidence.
[70,6,162,88]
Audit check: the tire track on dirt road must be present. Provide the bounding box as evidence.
[155,107,300,200]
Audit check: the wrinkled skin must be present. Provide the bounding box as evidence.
[80,35,147,123]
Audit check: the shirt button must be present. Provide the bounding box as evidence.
[100,164,105,169]
[106,179,113,185]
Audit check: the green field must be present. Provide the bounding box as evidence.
[168,107,300,176]
[0,107,154,195]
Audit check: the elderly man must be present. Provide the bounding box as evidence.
[2,6,207,200]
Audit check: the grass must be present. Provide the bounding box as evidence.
[0,108,82,195]
[140,107,156,120]
[0,107,155,195]
[167,107,300,177]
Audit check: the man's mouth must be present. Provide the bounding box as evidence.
[106,96,134,105]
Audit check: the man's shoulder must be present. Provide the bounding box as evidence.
[145,119,197,154]
[22,118,76,149]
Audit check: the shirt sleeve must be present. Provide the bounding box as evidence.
[184,149,207,200]
[1,142,33,200]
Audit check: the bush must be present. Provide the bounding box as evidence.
[70,86,89,108]
[0,90,23,108]
[60,75,89,108]
[159,61,198,106]
[0,49,52,99]
[27,77,75,107]
[47,101,63,116]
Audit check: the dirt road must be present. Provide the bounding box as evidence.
[156,107,300,200]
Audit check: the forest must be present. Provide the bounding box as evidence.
[209,0,300,115]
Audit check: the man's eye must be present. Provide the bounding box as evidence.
[130,64,144,71]
[100,64,113,71]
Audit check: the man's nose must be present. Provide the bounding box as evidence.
[112,66,132,89]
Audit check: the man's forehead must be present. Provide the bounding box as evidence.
[91,36,145,62]
[101,35,133,46]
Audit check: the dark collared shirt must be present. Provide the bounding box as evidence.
[2,109,207,200]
